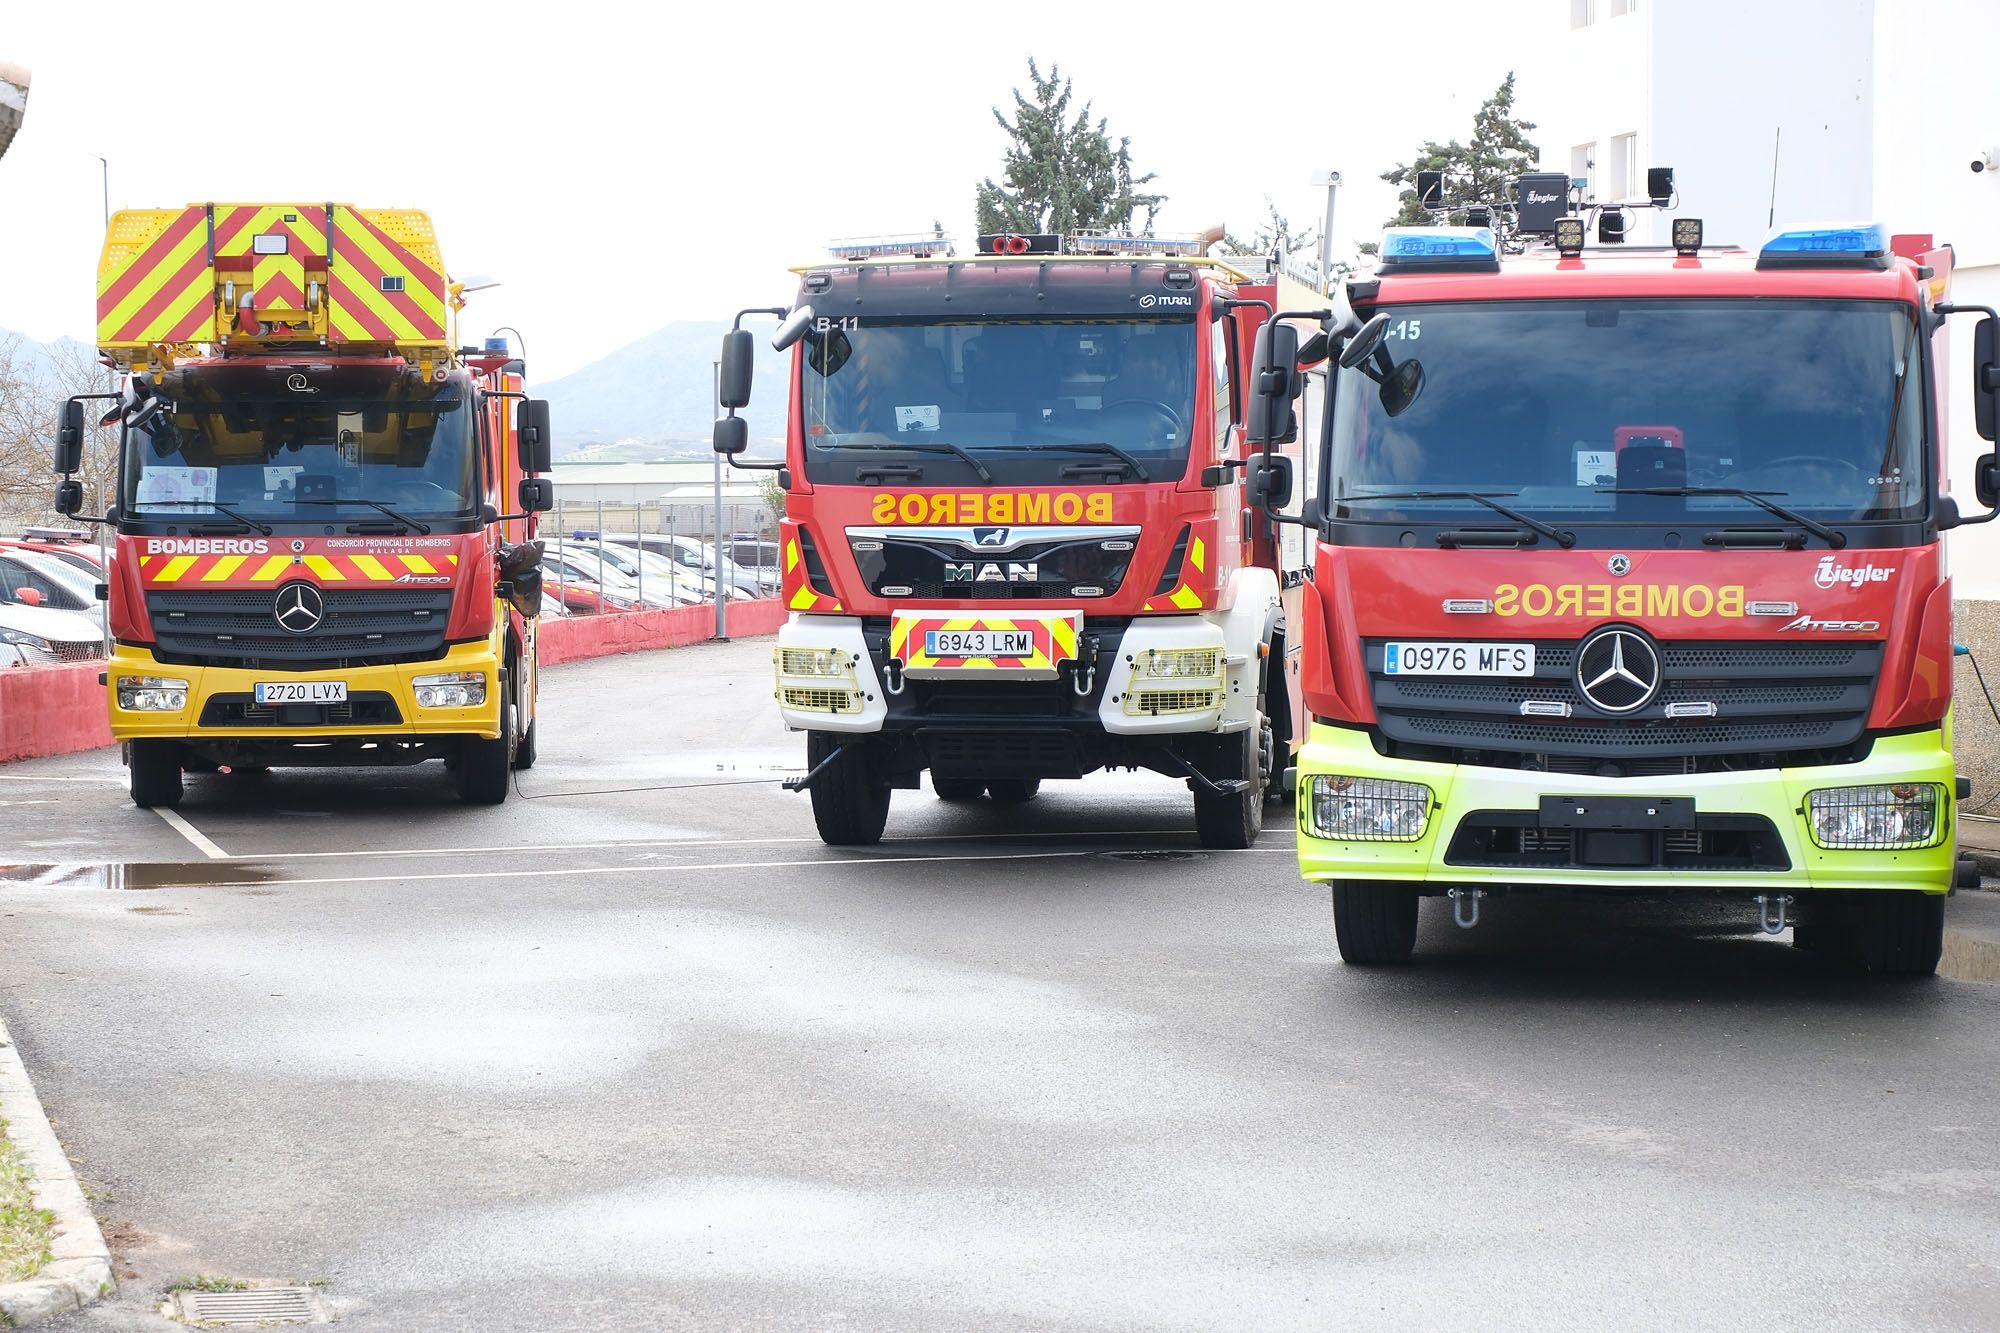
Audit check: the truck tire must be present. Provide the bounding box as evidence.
[128,740,184,809]
[1856,892,1944,976]
[807,731,890,846]
[511,651,537,770]
[932,775,984,802]
[1193,717,1267,850]
[456,694,514,805]
[986,778,1040,804]
[1331,881,1420,964]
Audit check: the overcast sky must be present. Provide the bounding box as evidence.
[0,2,1559,380]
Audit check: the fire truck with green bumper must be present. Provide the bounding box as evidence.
[1245,214,1998,974]
[715,229,1316,848]
[51,203,556,808]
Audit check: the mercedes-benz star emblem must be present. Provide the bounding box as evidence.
[1607,553,1632,577]
[273,582,325,634]
[1574,626,1661,714]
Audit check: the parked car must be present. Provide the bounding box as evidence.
[549,538,711,606]
[1,528,105,576]
[0,549,104,629]
[539,552,644,615]
[595,532,775,598]
[0,602,104,665]
[543,543,691,609]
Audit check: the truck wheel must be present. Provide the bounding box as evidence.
[1193,719,1266,849]
[1331,881,1420,964]
[932,775,984,802]
[456,694,514,805]
[1856,892,1944,976]
[807,731,890,846]
[128,740,184,810]
[986,778,1040,804]
[513,717,538,771]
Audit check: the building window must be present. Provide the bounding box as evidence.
[1609,133,1637,201]
[1608,0,1636,13]
[1571,143,1595,199]
[1571,0,1595,25]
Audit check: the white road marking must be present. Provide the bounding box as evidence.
[170,848,1098,890]
[0,774,124,784]
[153,808,229,859]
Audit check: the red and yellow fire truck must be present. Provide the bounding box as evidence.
[51,203,555,808]
[715,230,1318,847]
[1248,213,1999,974]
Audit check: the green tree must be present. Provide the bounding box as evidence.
[757,474,786,532]
[1221,198,1318,263]
[975,59,1165,236]
[1381,73,1540,229]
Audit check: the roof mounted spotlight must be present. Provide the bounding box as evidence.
[1598,208,1629,244]
[1415,169,1445,211]
[1671,217,1704,255]
[1463,204,1492,228]
[1553,216,1585,256]
[1647,166,1676,208]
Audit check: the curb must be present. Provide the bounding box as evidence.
[0,1014,113,1325]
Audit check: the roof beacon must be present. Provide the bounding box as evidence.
[1756,221,1891,271]
[1068,229,1208,257]
[826,232,956,261]
[1377,226,1501,273]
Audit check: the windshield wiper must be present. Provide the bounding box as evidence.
[131,499,273,536]
[1597,487,1846,549]
[817,440,992,482]
[293,497,433,534]
[979,441,1151,481]
[1333,490,1575,549]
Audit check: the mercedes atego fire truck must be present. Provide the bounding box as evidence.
[1250,214,1999,974]
[52,203,555,808]
[715,229,1318,847]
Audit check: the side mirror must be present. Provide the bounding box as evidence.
[1379,359,1426,418]
[1977,455,1999,509]
[1245,453,1295,510]
[55,399,85,474]
[1245,321,1301,447]
[1301,497,1324,529]
[516,399,553,473]
[15,587,42,607]
[719,329,757,409]
[1975,316,1998,443]
[53,478,84,516]
[713,415,749,456]
[518,477,554,513]
[1338,313,1392,370]
[771,305,816,353]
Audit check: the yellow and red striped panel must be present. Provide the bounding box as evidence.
[138,551,459,587]
[890,612,1078,676]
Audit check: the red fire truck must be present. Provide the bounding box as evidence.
[715,230,1317,847]
[1247,214,1999,975]
[52,203,555,808]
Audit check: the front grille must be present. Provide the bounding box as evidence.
[781,686,860,714]
[1368,637,1881,771]
[198,691,403,728]
[1445,809,1790,871]
[148,587,454,670]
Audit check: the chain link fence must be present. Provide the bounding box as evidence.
[536,497,782,617]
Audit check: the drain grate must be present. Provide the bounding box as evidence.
[1100,849,1198,862]
[172,1285,323,1325]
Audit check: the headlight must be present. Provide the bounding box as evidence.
[117,675,187,711]
[777,647,848,677]
[1134,647,1221,679]
[1306,775,1432,841]
[1805,783,1947,850]
[0,626,52,652]
[413,671,487,708]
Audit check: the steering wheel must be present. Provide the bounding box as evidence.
[1103,398,1185,443]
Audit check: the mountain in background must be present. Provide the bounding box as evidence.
[536,321,788,459]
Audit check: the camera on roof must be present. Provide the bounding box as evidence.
[1974,147,1999,174]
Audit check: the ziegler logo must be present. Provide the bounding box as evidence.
[1526,190,1561,205]
[1814,557,1894,589]
[144,538,270,555]
[945,561,1039,584]
[1138,293,1194,309]
[1779,613,1881,634]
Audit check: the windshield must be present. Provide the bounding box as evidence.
[121,364,477,524]
[1327,300,1926,540]
[798,319,1197,486]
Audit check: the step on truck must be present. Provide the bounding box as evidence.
[715,229,1318,847]
[1246,201,2000,974]
[51,203,556,808]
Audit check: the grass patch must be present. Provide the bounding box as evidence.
[164,1275,248,1294]
[0,1115,56,1284]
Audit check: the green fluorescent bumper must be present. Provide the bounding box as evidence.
[1295,722,1956,895]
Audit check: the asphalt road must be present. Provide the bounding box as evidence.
[2,635,1998,1330]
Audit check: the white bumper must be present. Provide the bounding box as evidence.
[773,615,888,733]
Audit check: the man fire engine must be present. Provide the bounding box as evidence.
[715,229,1314,847]
[52,203,555,808]
[1249,195,1999,975]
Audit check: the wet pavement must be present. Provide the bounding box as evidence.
[2,636,1999,1330]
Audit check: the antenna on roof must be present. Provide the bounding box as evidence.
[1767,127,1782,229]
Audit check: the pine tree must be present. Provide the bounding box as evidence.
[975,59,1165,236]
[1381,73,1540,229]
[1220,198,1319,263]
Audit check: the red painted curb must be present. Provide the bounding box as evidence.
[0,599,789,763]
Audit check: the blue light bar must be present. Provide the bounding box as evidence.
[826,233,955,261]
[1377,226,1500,272]
[1756,221,1890,269]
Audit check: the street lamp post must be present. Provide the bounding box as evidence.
[1313,170,1342,295]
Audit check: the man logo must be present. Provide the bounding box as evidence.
[273,581,326,634]
[974,527,1010,547]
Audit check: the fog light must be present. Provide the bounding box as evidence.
[1805,783,1946,849]
[1306,775,1431,841]
[1135,647,1220,679]
[118,675,187,711]
[413,671,487,708]
[777,646,847,677]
